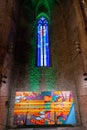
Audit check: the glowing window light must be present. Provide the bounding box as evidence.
[37,17,50,67]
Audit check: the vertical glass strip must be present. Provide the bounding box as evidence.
[43,25,46,66]
[37,24,41,66]
[40,25,43,66]
[43,23,50,66]
[37,23,44,66]
[46,24,50,66]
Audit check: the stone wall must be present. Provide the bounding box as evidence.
[0,0,13,74]
[62,0,87,129]
[0,0,16,130]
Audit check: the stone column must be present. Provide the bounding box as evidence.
[73,0,87,129]
[73,0,87,73]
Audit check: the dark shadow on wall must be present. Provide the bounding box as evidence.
[13,0,35,77]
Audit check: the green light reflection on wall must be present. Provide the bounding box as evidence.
[28,0,56,91]
[28,36,41,91]
[45,67,56,90]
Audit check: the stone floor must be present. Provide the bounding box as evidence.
[5,126,87,130]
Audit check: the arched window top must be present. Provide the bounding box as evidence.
[35,0,50,17]
[37,17,48,25]
[36,12,50,24]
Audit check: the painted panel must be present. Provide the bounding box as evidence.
[13,91,76,126]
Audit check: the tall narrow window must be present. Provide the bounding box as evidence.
[37,17,50,67]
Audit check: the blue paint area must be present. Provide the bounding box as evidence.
[65,103,76,124]
[52,95,59,101]
[42,91,51,96]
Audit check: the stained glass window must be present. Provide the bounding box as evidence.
[37,17,50,67]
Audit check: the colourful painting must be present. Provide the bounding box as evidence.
[13,91,76,125]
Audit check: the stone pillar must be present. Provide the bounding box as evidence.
[73,0,87,128]
[73,0,87,73]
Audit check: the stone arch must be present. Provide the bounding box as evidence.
[36,0,50,17]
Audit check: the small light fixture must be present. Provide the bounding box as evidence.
[83,72,87,76]
[74,41,81,53]
[1,80,6,84]
[3,75,7,79]
[1,74,7,78]
[83,72,87,81]
[5,101,9,106]
[84,77,87,81]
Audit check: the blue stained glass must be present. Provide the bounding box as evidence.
[37,24,42,66]
[37,17,50,67]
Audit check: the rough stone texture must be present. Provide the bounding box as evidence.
[0,0,13,73]
[0,1,15,130]
[5,126,87,130]
[62,0,87,129]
